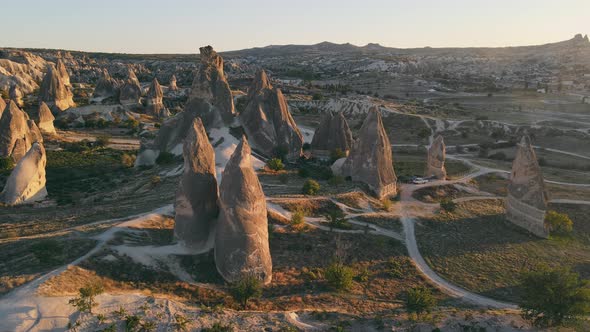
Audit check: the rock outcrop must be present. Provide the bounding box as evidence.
[56,58,70,86]
[184,46,234,128]
[311,111,353,159]
[119,69,141,106]
[169,74,178,91]
[145,78,170,118]
[174,118,219,250]
[39,64,75,111]
[340,107,397,198]
[0,98,5,118]
[215,138,272,284]
[239,69,303,161]
[506,136,549,238]
[0,101,43,162]
[9,84,23,107]
[92,69,119,100]
[425,135,447,179]
[0,142,47,205]
[36,102,56,135]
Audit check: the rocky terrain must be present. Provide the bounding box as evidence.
[0,35,589,331]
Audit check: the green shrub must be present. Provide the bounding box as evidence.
[302,179,321,195]
[381,198,392,212]
[520,266,590,327]
[545,210,573,236]
[230,275,263,308]
[0,157,15,173]
[155,151,176,165]
[68,282,104,314]
[440,199,457,212]
[325,262,354,291]
[266,158,284,171]
[406,286,436,314]
[325,208,349,230]
[124,315,141,331]
[291,208,306,226]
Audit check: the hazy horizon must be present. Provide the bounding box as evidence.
[3,0,589,54]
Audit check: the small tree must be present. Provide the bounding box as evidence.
[325,262,354,291]
[520,266,590,327]
[406,286,437,315]
[302,179,321,195]
[0,157,15,173]
[440,199,457,212]
[325,209,348,230]
[94,135,111,148]
[266,158,284,171]
[545,210,573,236]
[291,208,306,226]
[68,282,104,314]
[121,153,136,168]
[230,275,263,308]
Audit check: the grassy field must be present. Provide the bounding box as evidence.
[416,199,590,303]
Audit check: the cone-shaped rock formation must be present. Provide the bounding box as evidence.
[0,101,43,162]
[425,135,446,179]
[169,74,178,91]
[239,69,303,161]
[341,107,397,198]
[311,111,353,159]
[185,46,234,128]
[93,69,119,100]
[174,118,219,250]
[145,78,170,118]
[9,84,24,107]
[119,69,141,106]
[0,142,47,205]
[214,137,272,285]
[506,136,549,237]
[39,65,75,111]
[37,102,56,135]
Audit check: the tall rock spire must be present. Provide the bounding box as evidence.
[311,111,353,160]
[36,102,56,135]
[425,135,446,179]
[239,69,303,161]
[39,64,75,111]
[174,118,219,251]
[184,46,235,128]
[145,78,170,118]
[0,101,43,162]
[215,137,272,285]
[506,136,549,237]
[119,68,141,106]
[341,107,397,198]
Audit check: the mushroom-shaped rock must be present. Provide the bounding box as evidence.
[93,69,119,100]
[145,78,170,118]
[174,118,219,251]
[506,136,549,238]
[0,101,43,162]
[239,69,303,161]
[119,69,141,106]
[0,142,47,205]
[185,46,235,128]
[214,138,272,285]
[169,74,178,91]
[311,111,353,160]
[36,102,56,135]
[341,107,397,198]
[39,65,75,111]
[425,135,446,179]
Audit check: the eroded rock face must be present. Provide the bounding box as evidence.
[185,46,234,127]
[145,78,170,118]
[56,58,70,86]
[174,118,219,250]
[239,70,303,161]
[9,84,23,107]
[341,107,397,198]
[169,74,178,91]
[0,101,43,162]
[0,142,47,205]
[39,65,75,111]
[506,136,549,238]
[119,69,142,106]
[425,135,446,179]
[0,98,6,118]
[311,111,353,159]
[93,69,119,100]
[215,138,272,285]
[37,102,56,135]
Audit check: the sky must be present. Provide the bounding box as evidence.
[2,0,589,54]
